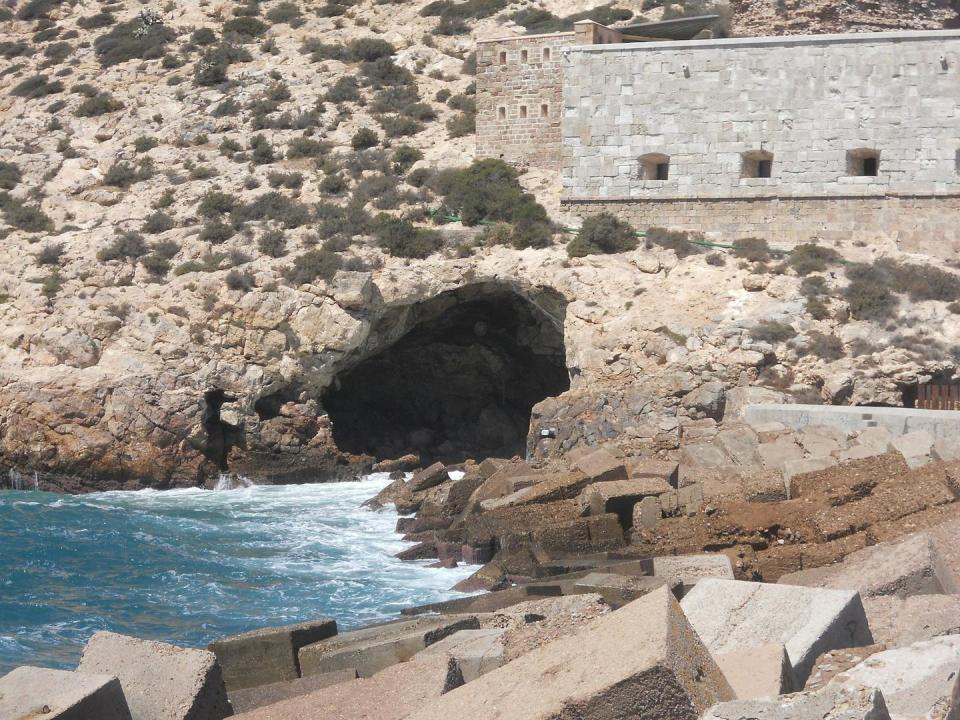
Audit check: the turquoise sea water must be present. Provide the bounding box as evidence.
[0,474,476,674]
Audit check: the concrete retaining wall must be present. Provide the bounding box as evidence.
[743,404,960,442]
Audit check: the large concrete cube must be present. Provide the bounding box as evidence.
[405,586,734,720]
[227,668,358,714]
[826,634,960,720]
[703,685,891,720]
[572,448,628,483]
[208,617,338,690]
[78,631,232,720]
[714,644,798,699]
[0,666,132,720]
[416,629,506,682]
[233,652,464,720]
[298,616,479,678]
[778,532,955,598]
[680,579,873,686]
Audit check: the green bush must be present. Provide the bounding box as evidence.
[1,42,31,59]
[43,41,73,63]
[226,268,255,291]
[566,213,637,257]
[876,259,960,303]
[75,92,123,117]
[0,162,21,191]
[103,161,149,188]
[267,171,303,189]
[287,136,327,159]
[199,220,234,243]
[373,215,443,258]
[844,263,898,321]
[233,192,311,228]
[41,269,63,299]
[194,48,228,85]
[348,37,395,61]
[35,242,64,266]
[198,190,236,217]
[133,135,159,153]
[749,320,797,343]
[283,249,342,284]
[258,228,287,257]
[807,331,844,360]
[319,173,346,195]
[645,227,703,258]
[17,0,63,20]
[351,128,379,150]
[0,193,53,232]
[370,85,420,114]
[94,19,176,66]
[446,111,475,138]
[223,16,268,39]
[326,76,360,103]
[435,16,469,34]
[360,57,414,89]
[441,159,547,227]
[392,145,422,174]
[97,230,148,261]
[11,74,64,99]
[142,211,174,234]
[249,134,275,164]
[509,2,631,32]
[731,237,770,263]
[265,1,301,24]
[192,27,218,45]
[786,243,840,275]
[77,12,117,30]
[301,38,344,62]
[378,114,423,138]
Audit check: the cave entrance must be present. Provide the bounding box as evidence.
[323,283,569,463]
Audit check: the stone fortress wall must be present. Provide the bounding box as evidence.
[560,30,960,255]
[477,27,960,256]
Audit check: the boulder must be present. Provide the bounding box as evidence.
[416,629,506,682]
[682,382,727,420]
[702,685,891,720]
[571,448,628,483]
[404,586,734,720]
[714,644,798,699]
[78,631,232,720]
[232,652,464,720]
[726,388,790,422]
[0,666,132,720]
[228,669,358,714]
[825,635,960,720]
[409,462,449,492]
[298,616,480,678]
[778,533,955,598]
[680,579,873,685]
[208,617,338,691]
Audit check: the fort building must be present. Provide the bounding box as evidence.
[476,25,960,257]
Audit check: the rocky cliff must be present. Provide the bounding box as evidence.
[1,0,958,491]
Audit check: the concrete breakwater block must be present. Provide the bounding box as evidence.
[680,579,873,686]
[298,616,480,678]
[825,634,960,720]
[233,652,464,720]
[404,586,734,720]
[416,629,506,682]
[571,572,675,606]
[0,665,132,720]
[702,685,891,720]
[652,554,734,593]
[778,532,955,598]
[208,617,338,691]
[862,594,960,646]
[714,644,798,700]
[227,668,358,714]
[78,631,232,720]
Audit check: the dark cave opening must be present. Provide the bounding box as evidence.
[323,285,570,463]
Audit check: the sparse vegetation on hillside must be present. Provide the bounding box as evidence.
[567,213,638,257]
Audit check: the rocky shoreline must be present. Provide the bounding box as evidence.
[5,402,960,719]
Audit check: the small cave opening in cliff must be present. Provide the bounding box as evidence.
[323,283,569,463]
